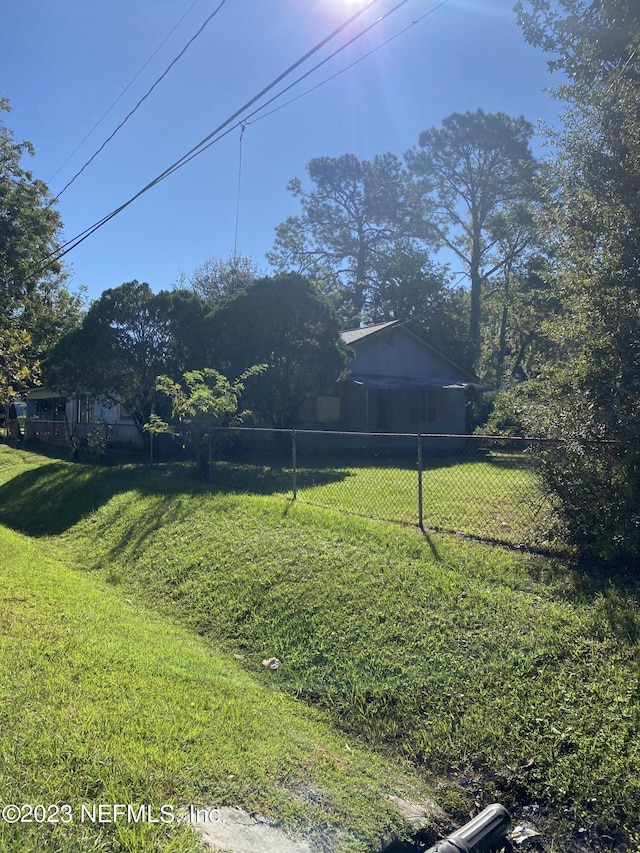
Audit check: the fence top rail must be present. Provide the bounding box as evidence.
[208,426,610,444]
[22,419,618,446]
[211,426,424,438]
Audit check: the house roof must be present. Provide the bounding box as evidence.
[340,321,397,346]
[26,388,67,400]
[340,319,478,384]
[347,374,478,390]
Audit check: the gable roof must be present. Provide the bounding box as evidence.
[340,321,397,346]
[340,319,478,384]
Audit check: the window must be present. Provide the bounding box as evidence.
[76,396,91,423]
[409,389,445,424]
[34,397,66,421]
[117,403,135,422]
[305,395,341,423]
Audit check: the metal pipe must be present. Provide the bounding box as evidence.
[417,432,424,530]
[424,803,511,852]
[292,428,297,500]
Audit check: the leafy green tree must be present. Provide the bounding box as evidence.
[363,240,471,367]
[363,241,445,319]
[509,0,640,563]
[478,244,557,389]
[269,153,419,327]
[0,329,31,408]
[43,282,211,432]
[406,109,540,367]
[0,98,82,404]
[147,366,266,475]
[210,273,349,427]
[178,252,262,307]
[516,0,639,92]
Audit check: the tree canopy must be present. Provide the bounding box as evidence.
[508,0,640,561]
[179,252,262,307]
[269,153,426,328]
[269,126,544,377]
[43,282,210,432]
[0,99,82,405]
[406,109,540,367]
[148,366,266,475]
[210,273,349,427]
[516,0,640,90]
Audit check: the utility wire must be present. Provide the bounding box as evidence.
[233,122,246,255]
[604,47,637,94]
[251,0,448,126]
[173,0,424,249]
[113,0,421,203]
[47,0,204,186]
[31,0,386,275]
[169,0,442,272]
[51,0,227,203]
[229,0,419,128]
[34,0,436,276]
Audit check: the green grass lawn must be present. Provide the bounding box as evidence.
[1,444,640,851]
[288,448,558,550]
[0,449,439,853]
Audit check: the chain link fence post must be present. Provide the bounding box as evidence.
[417,432,424,530]
[292,428,297,500]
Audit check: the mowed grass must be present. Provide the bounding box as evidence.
[2,445,640,850]
[419,453,555,545]
[0,450,439,853]
[292,449,556,549]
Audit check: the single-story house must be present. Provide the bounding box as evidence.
[23,321,481,452]
[300,320,482,436]
[25,390,143,448]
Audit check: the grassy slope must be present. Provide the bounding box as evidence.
[0,448,436,853]
[2,446,640,850]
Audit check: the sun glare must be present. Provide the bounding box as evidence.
[326,0,378,18]
[317,0,376,25]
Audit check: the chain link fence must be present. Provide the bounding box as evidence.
[216,427,560,552]
[16,420,561,551]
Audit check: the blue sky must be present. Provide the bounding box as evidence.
[2,0,562,301]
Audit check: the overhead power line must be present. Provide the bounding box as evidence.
[233,122,247,256]
[152,0,426,191]
[228,0,440,258]
[231,0,420,126]
[47,0,205,186]
[51,0,227,202]
[250,0,448,125]
[33,0,434,276]
[32,0,386,274]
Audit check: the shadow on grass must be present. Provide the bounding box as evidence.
[423,447,536,472]
[292,447,535,474]
[0,457,347,537]
[422,522,568,559]
[528,553,640,645]
[418,526,442,561]
[480,449,535,470]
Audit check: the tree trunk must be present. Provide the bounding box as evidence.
[469,233,483,367]
[496,269,511,390]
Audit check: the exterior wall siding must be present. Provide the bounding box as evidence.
[350,329,464,383]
